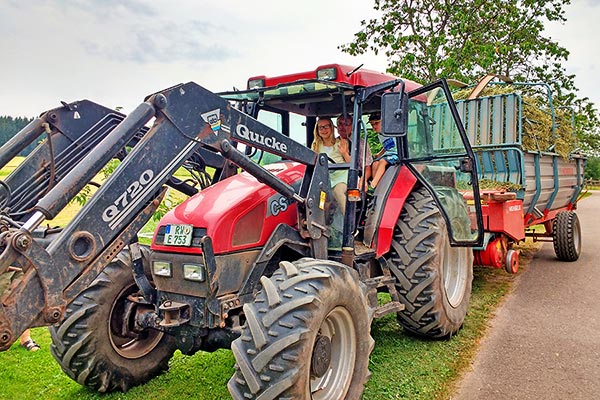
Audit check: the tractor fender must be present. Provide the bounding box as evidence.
[364,165,418,257]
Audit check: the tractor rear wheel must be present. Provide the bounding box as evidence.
[49,249,176,392]
[228,258,373,400]
[386,187,473,338]
[553,211,581,261]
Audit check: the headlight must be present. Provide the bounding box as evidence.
[316,67,337,81]
[183,263,206,282]
[247,78,265,89]
[153,261,172,277]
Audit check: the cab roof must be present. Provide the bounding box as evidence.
[219,63,422,117]
[247,63,421,91]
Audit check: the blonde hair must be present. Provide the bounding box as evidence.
[311,117,336,152]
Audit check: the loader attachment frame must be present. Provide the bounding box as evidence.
[0,82,333,350]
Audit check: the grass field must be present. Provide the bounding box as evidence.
[0,268,519,400]
[0,256,537,399]
[0,157,544,399]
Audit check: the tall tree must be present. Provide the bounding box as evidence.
[342,0,571,87]
[341,0,600,153]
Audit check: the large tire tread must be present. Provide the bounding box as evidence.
[228,258,373,400]
[387,187,473,339]
[49,250,176,393]
[553,211,581,262]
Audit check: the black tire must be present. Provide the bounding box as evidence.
[49,249,176,392]
[228,258,374,400]
[553,211,581,261]
[386,187,473,338]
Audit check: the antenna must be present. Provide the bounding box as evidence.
[346,64,364,77]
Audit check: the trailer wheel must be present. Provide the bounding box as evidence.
[49,249,176,393]
[505,249,519,274]
[553,211,581,261]
[228,258,373,400]
[386,187,473,338]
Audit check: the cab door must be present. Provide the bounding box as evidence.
[385,80,484,246]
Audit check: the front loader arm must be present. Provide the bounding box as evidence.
[0,101,149,222]
[0,82,331,351]
[0,99,232,226]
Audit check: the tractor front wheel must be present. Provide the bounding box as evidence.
[386,187,473,338]
[49,249,176,392]
[228,258,373,400]
[553,211,582,261]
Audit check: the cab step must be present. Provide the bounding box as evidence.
[363,276,396,289]
[373,301,405,319]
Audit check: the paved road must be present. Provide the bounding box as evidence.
[452,192,600,399]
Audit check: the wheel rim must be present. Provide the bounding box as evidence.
[109,284,163,359]
[573,216,582,256]
[505,249,519,274]
[310,306,356,400]
[442,238,469,308]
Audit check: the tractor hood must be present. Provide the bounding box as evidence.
[151,161,305,255]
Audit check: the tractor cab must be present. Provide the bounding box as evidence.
[219,63,483,250]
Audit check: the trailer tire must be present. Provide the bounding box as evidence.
[228,258,373,400]
[49,249,176,393]
[553,211,581,262]
[386,187,473,338]
[505,249,520,274]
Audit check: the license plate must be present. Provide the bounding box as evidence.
[164,224,193,246]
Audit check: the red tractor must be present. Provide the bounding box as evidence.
[0,64,483,399]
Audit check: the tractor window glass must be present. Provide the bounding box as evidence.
[257,110,282,132]
[289,112,306,146]
[256,110,306,146]
[253,110,285,165]
[249,110,307,165]
[405,86,480,244]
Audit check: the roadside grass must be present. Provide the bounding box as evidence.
[0,158,553,399]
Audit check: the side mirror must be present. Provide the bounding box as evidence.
[459,157,473,173]
[381,91,408,136]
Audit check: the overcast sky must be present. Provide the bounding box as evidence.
[1,0,599,117]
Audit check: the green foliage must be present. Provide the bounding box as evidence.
[0,115,35,156]
[342,0,571,85]
[572,97,600,156]
[70,159,122,207]
[584,157,600,180]
[341,0,600,154]
[153,190,184,221]
[72,185,93,207]
[365,127,382,155]
[102,158,121,178]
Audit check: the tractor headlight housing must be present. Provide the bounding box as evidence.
[183,263,206,282]
[152,261,172,277]
[247,78,265,89]
[316,67,337,81]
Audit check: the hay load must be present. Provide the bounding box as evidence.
[452,83,577,159]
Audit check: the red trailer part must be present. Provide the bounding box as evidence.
[450,80,586,274]
[465,190,524,273]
